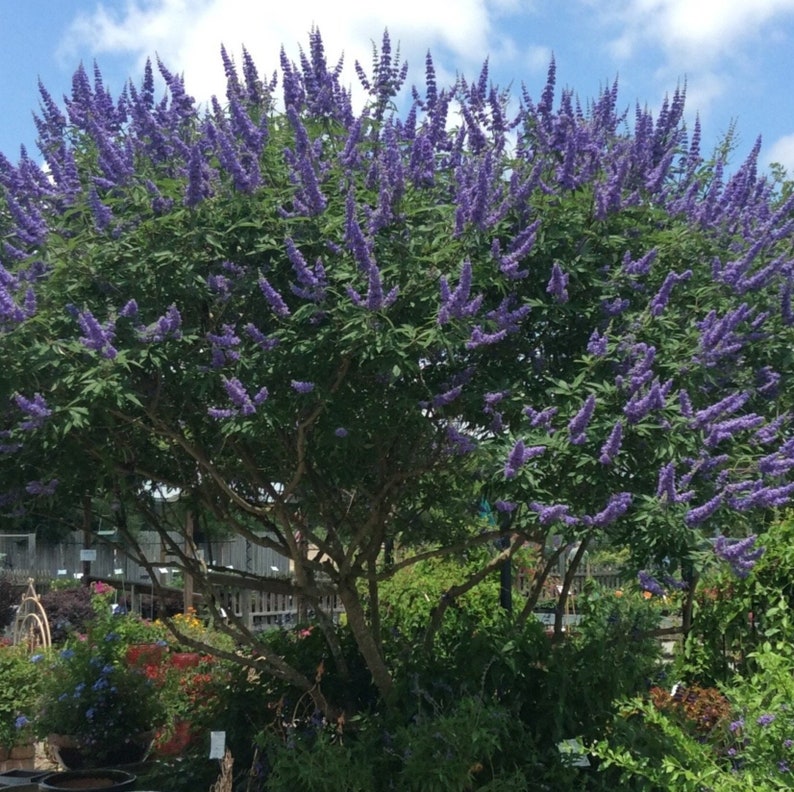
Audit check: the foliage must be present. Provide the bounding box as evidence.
[0,576,17,631]
[152,653,228,755]
[33,587,165,764]
[595,556,794,789]
[0,640,39,749]
[257,695,548,792]
[377,545,505,638]
[678,515,794,686]
[542,585,663,748]
[649,684,732,738]
[39,584,95,644]
[233,587,661,789]
[154,607,236,653]
[1,27,793,713]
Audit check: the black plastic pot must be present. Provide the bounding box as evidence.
[37,769,136,791]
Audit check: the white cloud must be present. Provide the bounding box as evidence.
[608,0,794,62]
[766,133,794,175]
[59,0,506,107]
[597,0,794,127]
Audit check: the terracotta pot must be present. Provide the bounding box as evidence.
[37,768,136,790]
[47,732,154,770]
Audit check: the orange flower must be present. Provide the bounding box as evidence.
[642,591,652,599]
[614,589,624,598]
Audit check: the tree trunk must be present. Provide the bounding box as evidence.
[337,582,394,705]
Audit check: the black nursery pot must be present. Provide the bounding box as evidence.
[37,769,136,791]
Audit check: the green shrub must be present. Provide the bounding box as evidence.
[0,641,39,749]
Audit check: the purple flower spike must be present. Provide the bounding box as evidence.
[334,427,349,438]
[598,421,623,465]
[546,262,569,303]
[259,277,291,318]
[585,492,632,527]
[587,330,608,356]
[118,299,138,318]
[25,478,59,496]
[14,392,52,430]
[529,502,578,527]
[77,309,117,358]
[714,534,764,578]
[291,380,315,394]
[223,376,256,415]
[432,385,463,408]
[504,440,546,478]
[568,394,596,445]
[638,570,665,597]
[685,493,722,526]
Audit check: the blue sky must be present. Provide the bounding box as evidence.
[2,0,794,175]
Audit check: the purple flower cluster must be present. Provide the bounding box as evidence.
[244,323,279,352]
[136,305,182,343]
[586,330,608,356]
[25,478,59,496]
[206,324,241,369]
[291,380,315,394]
[649,269,692,317]
[584,492,632,527]
[690,391,749,430]
[444,425,477,455]
[684,494,722,526]
[598,421,623,465]
[432,385,463,408]
[208,376,268,420]
[438,260,483,325]
[546,262,569,303]
[713,534,764,578]
[637,570,665,597]
[694,303,758,367]
[529,501,578,527]
[568,394,596,445]
[285,238,327,302]
[623,379,670,424]
[496,220,539,279]
[504,440,546,479]
[0,264,37,328]
[258,277,291,318]
[77,310,117,359]
[524,406,558,433]
[14,393,51,430]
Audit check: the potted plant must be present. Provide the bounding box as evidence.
[37,768,137,790]
[33,596,165,769]
[0,639,39,773]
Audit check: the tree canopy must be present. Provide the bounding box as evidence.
[1,29,793,707]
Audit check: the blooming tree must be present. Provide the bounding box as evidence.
[1,30,793,708]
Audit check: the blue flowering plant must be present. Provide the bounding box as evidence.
[0,640,39,751]
[33,595,165,766]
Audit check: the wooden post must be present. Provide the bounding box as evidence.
[184,510,195,614]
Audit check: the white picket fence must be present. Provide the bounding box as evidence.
[0,530,290,586]
[2,532,623,631]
